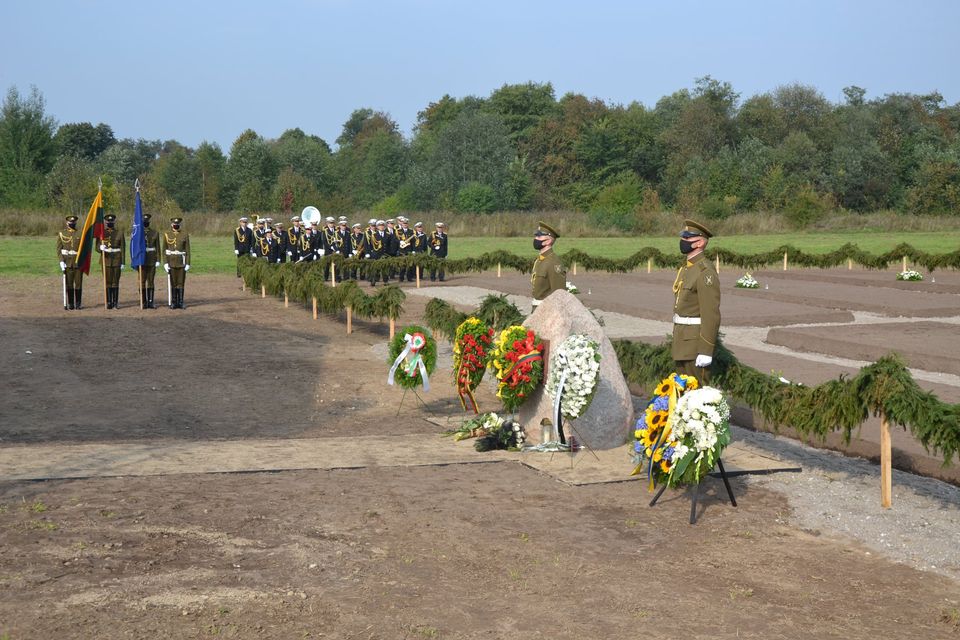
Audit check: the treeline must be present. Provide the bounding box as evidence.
[1,79,959,228]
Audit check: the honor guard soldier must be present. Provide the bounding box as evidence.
[348,223,365,279]
[162,217,191,309]
[337,218,351,273]
[141,213,161,308]
[56,215,83,310]
[530,221,565,308]
[253,217,267,243]
[408,221,427,282]
[384,218,399,281]
[395,217,415,281]
[672,219,721,384]
[287,216,303,262]
[98,214,126,309]
[256,227,274,261]
[298,223,316,262]
[320,216,340,279]
[234,216,254,276]
[429,222,448,282]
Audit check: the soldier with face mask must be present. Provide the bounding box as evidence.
[56,215,83,310]
[140,214,161,309]
[530,221,565,307]
[162,217,191,309]
[97,214,126,309]
[671,219,720,384]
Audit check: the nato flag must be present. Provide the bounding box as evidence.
[130,190,146,269]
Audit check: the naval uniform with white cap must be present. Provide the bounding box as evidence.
[97,214,126,309]
[407,221,427,281]
[671,219,721,384]
[234,217,254,276]
[56,215,83,310]
[530,221,566,306]
[140,213,161,309]
[429,222,448,282]
[163,217,191,309]
[286,216,303,262]
[348,223,365,279]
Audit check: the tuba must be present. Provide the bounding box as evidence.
[301,206,322,227]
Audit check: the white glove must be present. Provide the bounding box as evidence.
[99,244,107,251]
[59,261,66,271]
[695,354,713,368]
[319,249,325,256]
[155,261,160,267]
[120,264,125,270]
[184,264,190,272]
[276,259,281,263]
[365,253,370,258]
[164,264,170,273]
[234,249,239,255]
[287,251,292,257]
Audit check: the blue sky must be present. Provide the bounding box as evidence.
[3,0,958,151]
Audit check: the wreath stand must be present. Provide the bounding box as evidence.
[396,387,434,417]
[648,458,737,525]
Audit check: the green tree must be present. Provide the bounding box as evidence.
[484,82,559,144]
[456,181,498,213]
[154,147,201,211]
[224,130,277,210]
[270,167,323,214]
[195,141,226,211]
[431,109,513,200]
[0,85,58,207]
[46,155,98,215]
[98,138,161,186]
[54,122,115,160]
[273,128,332,194]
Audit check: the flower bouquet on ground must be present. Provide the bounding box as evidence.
[442,412,505,441]
[387,325,437,390]
[735,273,759,289]
[565,281,579,294]
[453,317,495,413]
[545,334,601,421]
[489,325,544,413]
[896,270,923,282]
[631,373,731,489]
[474,413,525,452]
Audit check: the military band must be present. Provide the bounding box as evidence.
[234,216,254,275]
[429,222,448,282]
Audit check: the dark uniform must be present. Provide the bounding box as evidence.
[348,224,365,279]
[367,221,388,286]
[395,222,415,282]
[162,217,191,309]
[56,215,83,310]
[274,224,287,263]
[286,219,303,262]
[337,223,351,280]
[298,227,316,262]
[140,214,161,308]
[408,223,427,282]
[671,219,721,384]
[530,221,566,306]
[97,214,126,309]
[234,217,254,276]
[429,223,448,282]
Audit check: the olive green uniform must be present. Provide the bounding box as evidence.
[139,226,161,307]
[672,252,721,383]
[97,228,126,286]
[56,226,83,308]
[530,248,566,302]
[162,229,191,308]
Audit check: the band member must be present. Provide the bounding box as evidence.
[56,215,83,310]
[162,217,191,309]
[253,217,267,243]
[320,216,340,279]
[97,214,126,309]
[274,223,287,263]
[298,223,316,262]
[140,213,161,308]
[395,218,414,282]
[367,219,388,286]
[287,216,303,262]
[407,221,427,282]
[429,222,448,282]
[337,219,351,281]
[234,216,254,276]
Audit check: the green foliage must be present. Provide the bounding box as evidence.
[270,167,322,214]
[388,325,437,389]
[905,160,960,215]
[614,338,959,465]
[224,130,277,209]
[54,122,115,160]
[785,183,830,228]
[0,86,58,207]
[46,155,98,216]
[456,182,498,213]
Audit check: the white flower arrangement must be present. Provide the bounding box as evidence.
[545,334,601,419]
[667,386,731,485]
[896,270,923,282]
[735,273,759,288]
[480,412,505,433]
[565,281,580,294]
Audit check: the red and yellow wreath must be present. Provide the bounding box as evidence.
[453,317,495,413]
[490,325,544,413]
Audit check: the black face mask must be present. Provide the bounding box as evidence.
[680,239,696,254]
[533,238,545,251]
[143,220,151,228]
[106,222,115,229]
[172,224,181,231]
[67,222,76,229]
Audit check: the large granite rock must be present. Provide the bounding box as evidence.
[519,290,634,449]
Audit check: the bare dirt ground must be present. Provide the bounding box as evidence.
[2,274,960,639]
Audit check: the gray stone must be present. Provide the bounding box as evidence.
[518,290,634,449]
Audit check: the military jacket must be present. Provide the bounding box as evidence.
[349,233,366,257]
[286,227,302,260]
[337,228,351,258]
[396,227,415,254]
[235,226,254,255]
[97,228,126,267]
[429,232,448,258]
[320,226,339,255]
[145,228,161,264]
[365,230,386,258]
[671,252,721,360]
[162,230,191,268]
[531,248,566,301]
[412,232,427,253]
[56,227,82,268]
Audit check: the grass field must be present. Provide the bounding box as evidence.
[3,232,957,277]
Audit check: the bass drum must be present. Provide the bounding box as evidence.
[301,206,322,226]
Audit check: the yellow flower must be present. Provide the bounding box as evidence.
[645,408,668,430]
[660,460,671,473]
[681,375,699,390]
[640,428,659,448]
[655,377,675,396]
[644,447,653,458]
[634,429,645,440]
[652,448,663,462]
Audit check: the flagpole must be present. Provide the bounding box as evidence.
[135,179,143,310]
[62,273,67,309]
[99,177,108,310]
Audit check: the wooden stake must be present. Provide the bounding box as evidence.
[647,257,652,274]
[415,265,421,288]
[848,258,853,270]
[389,317,395,339]
[902,256,907,272]
[715,255,720,273]
[261,285,266,298]
[242,280,246,292]
[572,261,577,276]
[312,297,318,319]
[346,305,353,334]
[284,291,289,308]
[497,262,501,278]
[783,252,788,271]
[331,261,337,287]
[880,412,892,509]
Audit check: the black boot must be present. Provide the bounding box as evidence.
[66,289,75,310]
[177,288,185,309]
[75,289,83,310]
[146,289,155,309]
[112,287,120,310]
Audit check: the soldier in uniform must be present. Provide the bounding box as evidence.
[337,219,351,280]
[140,213,161,309]
[408,221,427,282]
[298,223,316,262]
[56,215,83,310]
[672,219,721,384]
[384,218,399,281]
[530,221,566,307]
[395,217,414,282]
[253,217,267,244]
[348,222,365,279]
[234,216,254,276]
[274,223,287,263]
[367,219,388,286]
[286,216,303,262]
[97,214,126,309]
[429,222,448,282]
[162,217,191,309]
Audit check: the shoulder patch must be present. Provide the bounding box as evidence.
[704,274,714,286]
[555,265,563,274]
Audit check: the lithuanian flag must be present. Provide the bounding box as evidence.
[76,189,104,275]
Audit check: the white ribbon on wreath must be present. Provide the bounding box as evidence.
[388,332,431,391]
